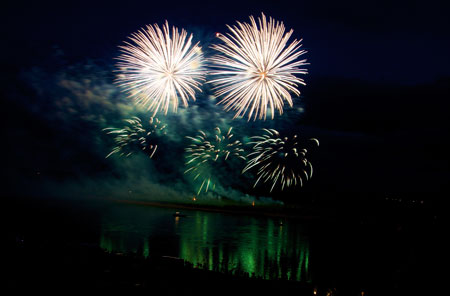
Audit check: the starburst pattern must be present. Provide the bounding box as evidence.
[209,13,308,120]
[103,116,166,158]
[243,129,319,192]
[116,21,206,115]
[185,127,246,195]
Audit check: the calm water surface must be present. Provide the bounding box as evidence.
[11,198,442,294]
[100,204,310,281]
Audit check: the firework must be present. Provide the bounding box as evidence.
[185,127,246,195]
[103,116,166,158]
[116,22,206,115]
[209,13,308,120]
[242,129,319,192]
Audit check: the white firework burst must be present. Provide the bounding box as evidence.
[209,13,308,120]
[243,129,319,192]
[185,127,246,195]
[116,21,206,115]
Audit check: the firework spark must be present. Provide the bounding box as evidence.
[103,116,166,158]
[185,127,246,195]
[242,129,319,192]
[209,13,308,120]
[116,22,206,115]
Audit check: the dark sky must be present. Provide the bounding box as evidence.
[1,0,449,204]
[3,0,450,83]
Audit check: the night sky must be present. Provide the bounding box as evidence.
[2,0,449,205]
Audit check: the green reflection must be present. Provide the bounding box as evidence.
[100,206,310,282]
[176,214,310,281]
[143,239,149,258]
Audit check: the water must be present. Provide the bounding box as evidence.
[10,198,442,294]
[100,204,311,281]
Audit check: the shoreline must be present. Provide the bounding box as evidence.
[113,199,327,220]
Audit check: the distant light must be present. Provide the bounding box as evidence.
[313,288,317,295]
[193,196,197,201]
[252,201,255,206]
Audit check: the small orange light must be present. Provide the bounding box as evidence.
[252,201,255,206]
[193,196,196,201]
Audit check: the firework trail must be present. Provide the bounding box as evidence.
[242,129,319,192]
[116,22,206,115]
[209,13,308,120]
[103,116,166,158]
[185,127,246,195]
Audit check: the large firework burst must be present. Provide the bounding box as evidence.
[103,116,166,158]
[209,13,308,120]
[185,127,246,195]
[116,22,206,115]
[242,129,319,192]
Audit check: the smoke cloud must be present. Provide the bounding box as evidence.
[2,50,309,205]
